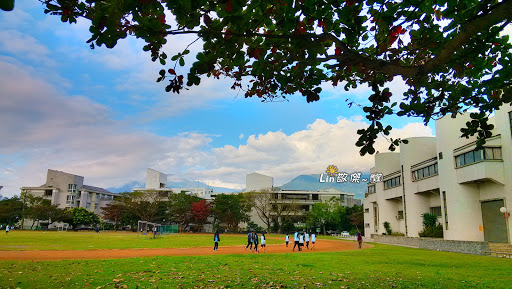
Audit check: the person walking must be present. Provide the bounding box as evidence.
[293,230,299,252]
[245,231,253,250]
[260,232,267,253]
[298,232,304,251]
[285,233,289,247]
[253,232,259,253]
[213,230,220,251]
[311,233,316,250]
[5,226,9,235]
[305,232,310,249]
[357,233,363,249]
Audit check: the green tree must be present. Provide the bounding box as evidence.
[211,193,250,232]
[69,207,100,230]
[38,0,512,154]
[121,191,165,222]
[168,191,201,232]
[0,196,23,227]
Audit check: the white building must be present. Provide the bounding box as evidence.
[365,104,512,243]
[21,169,117,217]
[246,173,356,228]
[246,172,274,192]
[133,168,213,199]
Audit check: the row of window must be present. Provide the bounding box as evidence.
[412,163,438,181]
[455,147,502,168]
[384,176,401,189]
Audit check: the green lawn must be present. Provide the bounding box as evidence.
[1,243,511,288]
[0,231,281,251]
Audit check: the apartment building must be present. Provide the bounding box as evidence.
[20,169,117,216]
[132,168,213,199]
[246,173,356,228]
[364,104,512,243]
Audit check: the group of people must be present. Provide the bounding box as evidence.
[286,231,317,252]
[245,231,267,253]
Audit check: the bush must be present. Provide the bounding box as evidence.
[383,221,392,235]
[391,232,405,236]
[419,224,444,238]
[419,213,443,238]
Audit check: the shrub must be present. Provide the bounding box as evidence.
[419,224,444,238]
[391,232,405,236]
[383,221,392,235]
[419,213,443,238]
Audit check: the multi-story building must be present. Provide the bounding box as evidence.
[364,104,512,244]
[132,168,213,199]
[20,169,117,217]
[246,173,356,228]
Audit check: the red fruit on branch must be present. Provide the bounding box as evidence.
[335,47,341,55]
[225,0,232,12]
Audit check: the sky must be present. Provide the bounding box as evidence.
[0,0,441,197]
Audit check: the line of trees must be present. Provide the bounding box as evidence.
[0,190,363,234]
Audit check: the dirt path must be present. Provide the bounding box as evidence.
[0,239,371,261]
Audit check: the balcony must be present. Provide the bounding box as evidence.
[413,175,440,194]
[456,160,505,185]
[383,186,402,200]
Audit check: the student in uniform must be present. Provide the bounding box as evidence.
[253,232,259,253]
[213,230,220,251]
[298,232,304,251]
[5,226,9,234]
[311,233,316,250]
[293,230,299,252]
[305,232,310,249]
[285,233,289,247]
[260,232,267,253]
[245,231,253,250]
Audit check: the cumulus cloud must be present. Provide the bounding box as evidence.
[196,118,433,187]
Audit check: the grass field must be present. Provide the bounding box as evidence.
[0,231,281,250]
[1,232,511,288]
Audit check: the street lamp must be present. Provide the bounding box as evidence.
[500,207,510,218]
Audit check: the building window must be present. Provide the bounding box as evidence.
[397,210,404,220]
[509,111,512,135]
[412,163,438,181]
[364,208,370,213]
[384,176,401,189]
[365,223,370,228]
[367,185,376,194]
[67,184,77,193]
[430,206,442,217]
[455,147,502,168]
[442,191,448,230]
[66,195,75,204]
[340,194,345,201]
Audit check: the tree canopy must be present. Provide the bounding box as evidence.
[31,0,512,153]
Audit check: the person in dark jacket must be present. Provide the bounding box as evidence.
[253,232,259,253]
[213,230,220,251]
[357,233,363,249]
[245,231,253,250]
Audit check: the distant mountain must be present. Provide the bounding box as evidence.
[278,174,368,200]
[107,181,144,193]
[107,179,238,194]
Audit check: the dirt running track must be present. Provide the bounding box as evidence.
[0,239,372,261]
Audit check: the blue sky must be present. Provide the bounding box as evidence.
[0,0,436,197]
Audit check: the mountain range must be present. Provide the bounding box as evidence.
[108,173,368,200]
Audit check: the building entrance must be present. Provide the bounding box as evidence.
[481,199,508,243]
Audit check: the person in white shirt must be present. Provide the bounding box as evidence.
[285,234,289,247]
[305,232,310,249]
[298,232,304,251]
[260,232,267,253]
[311,233,316,250]
[293,230,299,252]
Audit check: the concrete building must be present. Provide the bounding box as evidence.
[246,173,356,228]
[364,104,512,243]
[246,172,274,192]
[20,169,117,217]
[132,168,213,199]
